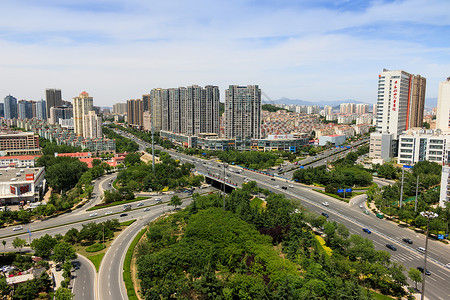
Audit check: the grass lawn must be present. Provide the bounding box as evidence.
[76,222,136,272]
[369,290,395,300]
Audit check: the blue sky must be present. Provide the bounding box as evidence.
[0,0,449,106]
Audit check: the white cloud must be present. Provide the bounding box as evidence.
[0,0,449,106]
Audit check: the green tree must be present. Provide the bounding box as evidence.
[12,237,26,252]
[45,203,57,216]
[55,287,74,300]
[169,195,182,209]
[30,234,57,257]
[408,267,422,291]
[53,242,77,264]
[2,240,5,251]
[124,153,141,166]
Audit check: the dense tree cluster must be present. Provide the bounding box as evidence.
[39,138,83,155]
[368,161,449,235]
[102,126,139,153]
[37,156,88,192]
[136,186,408,299]
[117,151,201,192]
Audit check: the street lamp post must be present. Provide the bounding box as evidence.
[419,211,438,300]
[223,163,228,210]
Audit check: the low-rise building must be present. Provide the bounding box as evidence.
[0,167,45,205]
[0,131,40,156]
[0,155,41,168]
[318,134,346,146]
[397,128,450,166]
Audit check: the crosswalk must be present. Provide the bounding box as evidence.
[390,252,422,263]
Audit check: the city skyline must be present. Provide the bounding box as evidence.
[0,1,449,106]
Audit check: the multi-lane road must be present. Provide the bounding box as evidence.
[2,129,449,299]
[122,130,449,300]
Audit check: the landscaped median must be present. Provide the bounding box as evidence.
[123,227,147,300]
[86,196,150,211]
[75,219,137,271]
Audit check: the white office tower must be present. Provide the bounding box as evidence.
[83,111,102,139]
[439,166,450,208]
[225,85,261,139]
[436,77,450,132]
[73,91,94,136]
[370,69,426,161]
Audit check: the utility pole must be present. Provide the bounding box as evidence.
[399,167,404,209]
[415,175,419,212]
[150,94,155,174]
[420,211,438,300]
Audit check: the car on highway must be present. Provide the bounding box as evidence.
[13,226,23,231]
[282,186,288,190]
[104,211,112,215]
[119,213,128,217]
[362,228,371,234]
[271,178,275,181]
[144,207,151,212]
[445,263,450,269]
[359,204,364,209]
[363,209,370,215]
[137,202,144,207]
[417,247,426,253]
[321,212,329,218]
[386,244,397,251]
[322,202,329,206]
[417,267,431,275]
[275,185,280,188]
[402,238,413,244]
[289,184,294,188]
[155,198,162,203]
[89,213,98,217]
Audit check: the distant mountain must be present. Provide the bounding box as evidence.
[265,97,370,107]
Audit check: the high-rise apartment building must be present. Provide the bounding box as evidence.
[49,106,73,125]
[83,110,102,139]
[127,99,143,127]
[323,105,333,116]
[370,69,426,160]
[355,103,369,115]
[4,95,18,119]
[112,103,127,115]
[408,75,426,128]
[0,103,4,118]
[340,103,355,114]
[436,77,450,132]
[18,100,33,119]
[73,91,94,136]
[142,94,150,112]
[35,100,46,120]
[225,85,261,139]
[150,89,164,132]
[46,89,62,120]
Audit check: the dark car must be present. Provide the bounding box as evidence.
[119,213,128,217]
[362,228,371,234]
[321,212,329,218]
[417,267,431,275]
[282,186,288,190]
[386,244,397,251]
[402,238,413,244]
[271,178,275,181]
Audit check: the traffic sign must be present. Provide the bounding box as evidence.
[438,234,444,240]
[403,165,413,169]
[345,188,352,192]
[337,189,344,193]
[299,166,304,169]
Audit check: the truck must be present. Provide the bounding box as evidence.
[376,213,384,219]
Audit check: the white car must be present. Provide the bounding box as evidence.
[322,202,329,206]
[446,263,450,269]
[289,184,294,188]
[104,211,112,215]
[275,185,280,188]
[13,226,23,231]
[89,213,98,217]
[359,204,364,209]
[155,198,162,203]
[137,203,144,207]
[144,207,151,212]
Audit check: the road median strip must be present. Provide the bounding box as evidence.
[123,228,147,300]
